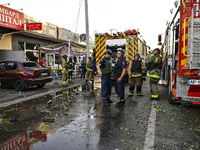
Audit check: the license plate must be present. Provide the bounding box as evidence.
[187,79,200,85]
[41,73,48,76]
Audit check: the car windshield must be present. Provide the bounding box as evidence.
[22,62,41,68]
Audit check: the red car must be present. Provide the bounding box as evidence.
[0,61,52,91]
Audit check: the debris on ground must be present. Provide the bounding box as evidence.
[47,100,53,104]
[43,119,55,122]
[9,117,17,122]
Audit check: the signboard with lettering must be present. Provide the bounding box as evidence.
[0,132,30,150]
[58,28,79,43]
[0,5,24,31]
[29,23,57,38]
[26,23,42,30]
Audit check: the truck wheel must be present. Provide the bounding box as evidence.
[37,84,45,88]
[167,70,174,104]
[14,79,25,91]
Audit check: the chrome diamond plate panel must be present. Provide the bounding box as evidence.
[176,76,190,97]
[182,96,200,102]
[188,18,200,68]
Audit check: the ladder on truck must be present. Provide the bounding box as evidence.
[187,9,200,69]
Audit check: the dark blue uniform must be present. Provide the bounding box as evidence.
[92,52,97,72]
[100,57,112,103]
[113,58,127,104]
[81,59,86,79]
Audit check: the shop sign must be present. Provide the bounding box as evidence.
[0,132,30,150]
[0,5,24,31]
[33,23,57,38]
[58,28,79,43]
[26,23,42,30]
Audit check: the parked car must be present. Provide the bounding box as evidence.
[0,60,52,91]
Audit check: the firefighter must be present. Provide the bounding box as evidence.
[62,54,68,87]
[128,53,146,97]
[113,48,127,107]
[97,49,112,106]
[147,48,162,100]
[86,57,94,84]
[67,57,74,83]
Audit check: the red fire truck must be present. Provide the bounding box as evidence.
[94,29,148,81]
[94,29,148,67]
[159,0,200,105]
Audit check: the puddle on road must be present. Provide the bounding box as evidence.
[0,80,102,150]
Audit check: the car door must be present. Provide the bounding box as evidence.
[0,62,6,87]
[4,62,18,87]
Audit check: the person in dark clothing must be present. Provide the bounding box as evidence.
[92,48,97,74]
[81,57,86,79]
[113,48,127,107]
[97,49,112,106]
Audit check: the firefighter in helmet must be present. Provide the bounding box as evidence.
[113,48,127,107]
[97,49,112,106]
[86,57,94,84]
[62,54,68,87]
[67,57,74,83]
[128,53,146,97]
[146,48,162,100]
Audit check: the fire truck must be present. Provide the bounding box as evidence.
[159,0,200,105]
[94,29,148,71]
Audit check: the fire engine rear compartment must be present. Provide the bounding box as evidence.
[159,0,200,106]
[106,39,126,65]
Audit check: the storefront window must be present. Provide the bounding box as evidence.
[18,42,40,62]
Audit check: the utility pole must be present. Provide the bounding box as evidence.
[85,0,90,61]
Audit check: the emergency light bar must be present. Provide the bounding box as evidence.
[95,29,138,37]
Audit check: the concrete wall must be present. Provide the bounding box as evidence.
[0,35,12,50]
[0,50,24,61]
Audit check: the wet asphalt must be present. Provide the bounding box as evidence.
[0,78,200,150]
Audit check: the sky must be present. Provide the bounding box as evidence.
[1,0,177,49]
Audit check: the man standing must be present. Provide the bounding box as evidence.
[113,48,127,107]
[128,53,146,97]
[147,48,162,100]
[97,49,112,106]
[86,57,94,84]
[92,48,97,74]
[39,57,47,68]
[67,57,74,83]
[81,57,86,79]
[62,54,68,87]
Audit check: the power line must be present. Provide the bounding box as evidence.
[71,0,84,32]
[97,0,118,24]
[75,0,84,34]
[89,0,100,13]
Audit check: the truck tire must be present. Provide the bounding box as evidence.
[14,79,25,91]
[167,69,174,104]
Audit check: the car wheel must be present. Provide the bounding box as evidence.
[14,79,25,91]
[37,84,45,88]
